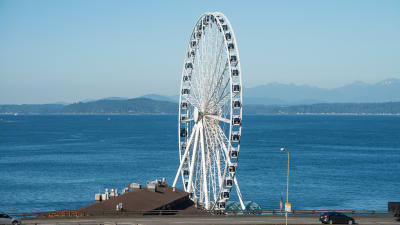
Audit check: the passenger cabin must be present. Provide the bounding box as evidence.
[185,62,193,69]
[183,169,189,176]
[222,24,228,31]
[203,17,208,25]
[228,43,234,51]
[180,128,188,137]
[218,201,226,209]
[180,142,187,150]
[232,69,239,77]
[231,132,240,142]
[196,31,201,39]
[187,51,195,58]
[219,18,225,24]
[230,150,238,158]
[181,102,188,109]
[225,178,233,187]
[225,33,232,41]
[181,115,187,121]
[182,88,190,95]
[228,164,237,173]
[198,24,203,31]
[232,116,241,125]
[184,181,188,188]
[233,100,241,108]
[221,190,230,199]
[191,41,197,48]
[232,84,240,93]
[230,55,238,66]
[183,75,191,82]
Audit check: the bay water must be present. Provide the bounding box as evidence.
[0,115,399,212]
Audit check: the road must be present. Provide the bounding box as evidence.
[22,215,399,225]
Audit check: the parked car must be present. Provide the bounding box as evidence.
[388,202,400,220]
[319,212,356,224]
[0,212,21,225]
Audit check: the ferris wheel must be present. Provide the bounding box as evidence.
[172,12,245,210]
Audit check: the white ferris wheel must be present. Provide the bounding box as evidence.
[172,12,245,210]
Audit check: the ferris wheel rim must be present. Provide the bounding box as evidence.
[175,12,244,210]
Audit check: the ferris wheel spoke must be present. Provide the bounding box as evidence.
[206,39,225,102]
[205,114,230,124]
[208,122,230,165]
[217,92,230,107]
[234,177,246,210]
[207,120,230,190]
[187,123,200,194]
[200,27,208,100]
[193,143,201,198]
[215,76,230,103]
[199,121,210,209]
[218,95,231,109]
[205,25,212,86]
[188,71,202,107]
[181,117,195,123]
[172,123,198,188]
[192,49,204,104]
[206,60,229,109]
[184,94,200,109]
[207,121,224,196]
[210,67,229,106]
[208,26,221,89]
[205,135,216,203]
[213,126,230,192]
[214,140,222,198]
[186,118,195,122]
[217,84,238,108]
[214,125,232,163]
[203,120,220,202]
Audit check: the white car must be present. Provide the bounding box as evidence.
[0,213,21,225]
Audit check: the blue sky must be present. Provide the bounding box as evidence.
[1,0,399,104]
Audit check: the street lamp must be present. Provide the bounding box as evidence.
[280,147,290,225]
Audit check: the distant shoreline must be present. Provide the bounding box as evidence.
[1,113,400,116]
[1,98,400,115]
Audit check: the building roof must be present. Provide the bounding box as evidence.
[78,186,191,215]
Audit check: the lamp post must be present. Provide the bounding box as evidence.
[280,147,290,225]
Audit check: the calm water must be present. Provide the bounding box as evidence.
[0,115,399,212]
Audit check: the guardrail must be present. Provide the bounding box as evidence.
[257,209,392,216]
[5,209,393,218]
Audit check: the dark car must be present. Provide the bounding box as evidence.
[319,212,356,224]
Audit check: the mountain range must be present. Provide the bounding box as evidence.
[243,78,400,105]
[139,78,400,105]
[1,78,399,115]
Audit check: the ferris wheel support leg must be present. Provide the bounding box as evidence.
[199,121,210,210]
[187,125,200,194]
[172,124,198,189]
[234,177,246,210]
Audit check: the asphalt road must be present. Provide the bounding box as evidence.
[22,215,400,225]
